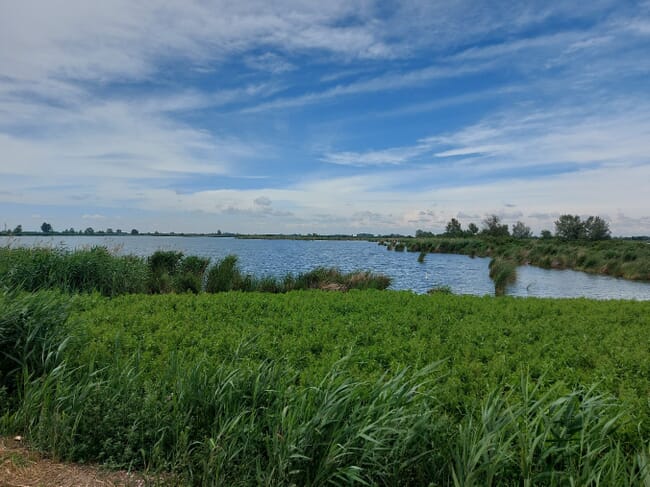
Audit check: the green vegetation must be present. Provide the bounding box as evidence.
[0,246,391,296]
[489,258,518,296]
[555,215,611,241]
[381,236,650,281]
[0,245,150,296]
[1,290,649,484]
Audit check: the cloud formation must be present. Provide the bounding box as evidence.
[0,0,649,236]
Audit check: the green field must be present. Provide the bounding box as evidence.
[2,290,649,485]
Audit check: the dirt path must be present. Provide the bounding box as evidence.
[0,437,162,487]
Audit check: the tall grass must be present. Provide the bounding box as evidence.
[4,349,648,485]
[0,290,71,403]
[489,258,517,296]
[1,290,649,484]
[0,247,390,295]
[0,246,149,296]
[387,237,650,281]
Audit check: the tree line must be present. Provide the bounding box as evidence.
[1,222,140,236]
[416,214,611,241]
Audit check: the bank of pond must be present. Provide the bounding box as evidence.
[2,244,649,300]
[0,246,391,296]
[382,236,650,281]
[1,289,649,485]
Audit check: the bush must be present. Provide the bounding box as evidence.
[0,247,149,296]
[205,255,244,292]
[489,258,517,296]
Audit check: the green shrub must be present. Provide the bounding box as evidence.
[489,258,517,296]
[428,285,453,295]
[205,255,243,292]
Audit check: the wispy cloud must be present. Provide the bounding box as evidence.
[1,0,649,235]
[241,62,492,113]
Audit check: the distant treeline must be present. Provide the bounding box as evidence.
[417,213,615,241]
[1,222,235,237]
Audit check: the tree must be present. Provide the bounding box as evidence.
[84,227,95,235]
[106,228,114,234]
[511,221,532,239]
[554,215,585,240]
[131,228,139,235]
[481,215,509,237]
[41,222,53,233]
[444,218,463,237]
[415,229,434,238]
[467,223,479,235]
[584,216,611,241]
[12,224,22,235]
[540,229,553,240]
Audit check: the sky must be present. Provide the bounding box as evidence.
[1,0,649,236]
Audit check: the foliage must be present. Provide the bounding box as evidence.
[584,216,611,240]
[0,247,391,296]
[0,246,149,296]
[488,258,517,296]
[427,285,452,294]
[511,221,532,239]
[555,214,611,241]
[415,229,435,238]
[445,218,464,237]
[205,254,242,292]
[481,215,510,237]
[1,290,648,484]
[555,214,586,240]
[384,236,650,281]
[40,222,53,234]
[0,290,71,404]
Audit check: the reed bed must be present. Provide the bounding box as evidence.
[382,237,650,281]
[0,247,391,296]
[2,290,649,484]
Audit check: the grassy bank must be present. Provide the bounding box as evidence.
[2,290,649,484]
[382,237,650,281]
[0,246,390,296]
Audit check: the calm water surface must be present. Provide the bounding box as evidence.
[3,236,650,300]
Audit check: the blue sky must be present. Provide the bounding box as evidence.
[1,0,649,235]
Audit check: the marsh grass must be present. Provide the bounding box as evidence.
[0,246,148,296]
[489,258,518,296]
[0,247,390,296]
[392,237,650,281]
[1,290,649,484]
[4,348,648,485]
[204,256,392,293]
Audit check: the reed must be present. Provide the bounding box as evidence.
[1,290,649,484]
[488,258,518,296]
[0,247,390,296]
[4,348,647,485]
[390,237,650,281]
[0,246,149,296]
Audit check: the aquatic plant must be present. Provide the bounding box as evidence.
[489,258,517,296]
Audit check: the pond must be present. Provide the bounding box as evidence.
[3,236,649,300]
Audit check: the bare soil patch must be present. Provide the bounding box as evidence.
[0,437,165,487]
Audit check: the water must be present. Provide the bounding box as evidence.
[3,236,650,300]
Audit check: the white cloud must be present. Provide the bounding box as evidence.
[1,0,648,236]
